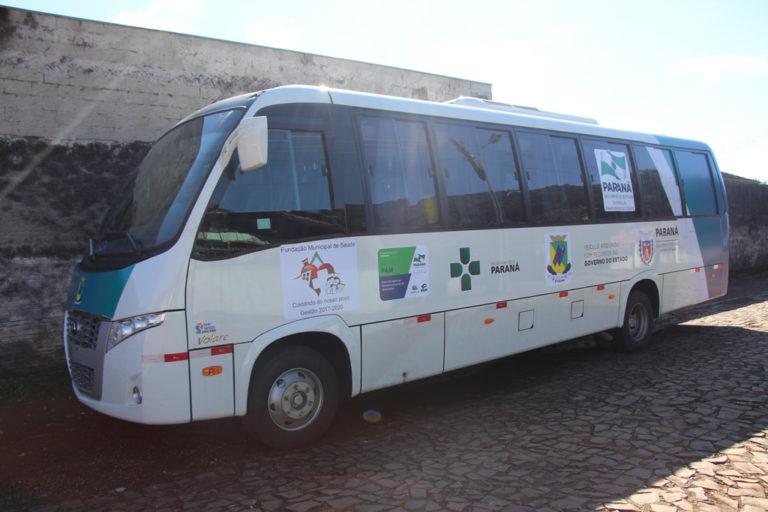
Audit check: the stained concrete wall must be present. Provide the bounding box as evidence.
[0,7,491,145]
[0,6,491,372]
[723,174,768,275]
[0,138,150,372]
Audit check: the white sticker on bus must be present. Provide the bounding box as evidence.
[280,239,360,319]
[595,149,636,212]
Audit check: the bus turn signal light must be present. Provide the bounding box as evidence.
[202,366,223,377]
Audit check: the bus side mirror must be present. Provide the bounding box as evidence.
[237,116,268,171]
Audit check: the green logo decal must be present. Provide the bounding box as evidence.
[378,246,429,300]
[600,152,627,180]
[450,247,480,291]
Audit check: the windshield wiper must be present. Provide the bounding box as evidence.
[91,230,145,256]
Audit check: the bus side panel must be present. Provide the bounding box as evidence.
[445,283,621,371]
[445,300,519,371]
[660,213,727,314]
[661,268,711,313]
[361,313,444,393]
[691,216,729,300]
[705,263,728,300]
[189,347,235,420]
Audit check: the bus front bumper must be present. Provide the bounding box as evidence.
[66,311,192,425]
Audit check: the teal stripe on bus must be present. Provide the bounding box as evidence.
[67,264,134,319]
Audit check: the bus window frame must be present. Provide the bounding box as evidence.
[670,148,721,217]
[429,117,526,229]
[513,128,592,226]
[354,110,445,234]
[630,143,685,220]
[577,136,642,222]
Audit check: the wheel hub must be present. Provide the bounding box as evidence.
[267,368,322,430]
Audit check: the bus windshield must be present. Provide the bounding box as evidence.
[88,108,245,267]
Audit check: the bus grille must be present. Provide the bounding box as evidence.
[69,361,96,396]
[66,311,102,351]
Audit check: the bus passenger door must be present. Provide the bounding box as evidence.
[360,313,444,393]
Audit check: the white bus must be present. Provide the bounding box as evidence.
[64,85,729,448]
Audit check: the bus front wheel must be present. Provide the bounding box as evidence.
[244,345,339,449]
[612,291,654,352]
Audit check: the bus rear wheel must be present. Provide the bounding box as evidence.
[244,345,339,449]
[611,291,654,352]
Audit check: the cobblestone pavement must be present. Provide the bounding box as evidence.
[6,278,768,511]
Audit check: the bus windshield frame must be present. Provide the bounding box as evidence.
[82,108,246,271]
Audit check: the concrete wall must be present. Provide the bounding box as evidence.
[0,7,491,145]
[724,174,768,275]
[0,138,151,371]
[0,7,491,372]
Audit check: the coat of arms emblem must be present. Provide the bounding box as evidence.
[546,234,572,285]
[639,232,654,265]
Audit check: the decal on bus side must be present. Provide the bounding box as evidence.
[378,246,430,301]
[595,149,635,212]
[450,247,481,291]
[546,233,572,285]
[639,230,654,266]
[280,239,360,319]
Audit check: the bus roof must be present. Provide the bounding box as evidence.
[236,85,712,152]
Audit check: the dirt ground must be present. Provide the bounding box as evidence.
[0,374,258,507]
[1,273,766,510]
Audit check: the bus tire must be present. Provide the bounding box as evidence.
[612,291,654,352]
[244,345,339,449]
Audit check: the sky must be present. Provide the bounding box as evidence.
[6,0,768,182]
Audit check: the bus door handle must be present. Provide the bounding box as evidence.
[443,167,449,178]
[368,164,375,177]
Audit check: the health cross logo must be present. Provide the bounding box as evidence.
[450,247,480,291]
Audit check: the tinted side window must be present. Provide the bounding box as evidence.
[359,116,439,230]
[675,150,718,216]
[194,129,344,258]
[518,132,589,223]
[433,123,523,226]
[582,139,638,219]
[633,145,683,217]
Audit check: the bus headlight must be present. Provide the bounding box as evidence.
[107,313,166,352]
